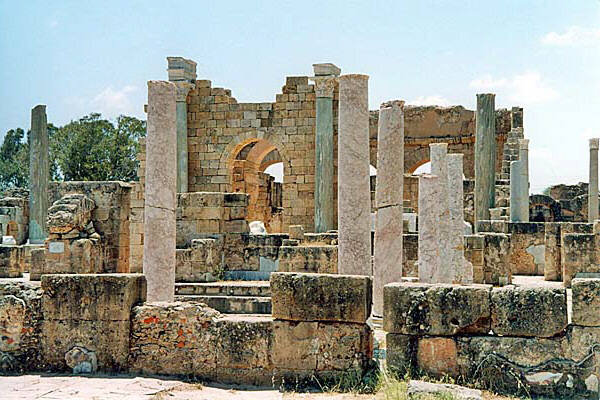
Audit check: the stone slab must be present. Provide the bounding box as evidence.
[383,282,491,335]
[572,278,600,326]
[270,272,372,324]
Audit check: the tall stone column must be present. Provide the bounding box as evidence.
[337,74,371,276]
[475,93,496,228]
[448,154,472,283]
[418,174,443,283]
[167,57,197,193]
[589,138,599,222]
[373,100,404,315]
[510,160,528,222]
[429,143,452,283]
[143,81,177,302]
[518,139,530,221]
[29,105,49,244]
[311,63,340,233]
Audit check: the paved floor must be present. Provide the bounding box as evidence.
[0,375,378,400]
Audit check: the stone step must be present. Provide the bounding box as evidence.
[175,281,270,297]
[175,295,272,314]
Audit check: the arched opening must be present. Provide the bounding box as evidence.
[230,139,284,233]
[413,161,431,174]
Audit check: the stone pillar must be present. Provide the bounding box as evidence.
[373,100,404,315]
[474,93,496,228]
[589,138,599,222]
[143,81,177,302]
[510,160,528,222]
[311,63,340,233]
[518,139,530,221]
[337,74,371,276]
[29,105,49,244]
[418,174,443,283]
[448,154,472,283]
[167,57,197,194]
[429,143,452,283]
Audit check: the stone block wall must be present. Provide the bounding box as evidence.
[175,238,223,282]
[0,245,23,278]
[562,233,597,287]
[41,274,146,372]
[129,272,373,386]
[385,281,600,398]
[0,197,28,245]
[544,222,592,282]
[278,244,337,274]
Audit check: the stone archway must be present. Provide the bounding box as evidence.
[223,132,289,232]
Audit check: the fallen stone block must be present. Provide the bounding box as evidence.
[407,380,483,400]
[270,272,372,323]
[490,286,567,337]
[383,282,491,335]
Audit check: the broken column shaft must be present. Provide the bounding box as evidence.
[474,93,496,227]
[373,100,404,315]
[589,138,599,222]
[29,105,49,244]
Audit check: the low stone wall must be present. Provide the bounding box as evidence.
[385,281,600,398]
[278,244,337,274]
[175,238,223,282]
[130,272,373,385]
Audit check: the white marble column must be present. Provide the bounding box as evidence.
[143,81,177,302]
[510,160,528,222]
[373,100,404,315]
[418,174,443,283]
[590,139,599,222]
[337,74,371,276]
[429,143,453,283]
[448,154,472,283]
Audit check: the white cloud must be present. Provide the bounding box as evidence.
[64,85,144,120]
[541,26,600,46]
[407,95,451,107]
[469,75,507,90]
[469,70,557,105]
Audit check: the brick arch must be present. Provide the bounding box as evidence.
[405,146,430,174]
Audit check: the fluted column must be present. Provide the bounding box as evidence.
[143,81,177,302]
[29,105,49,244]
[373,100,404,315]
[475,93,496,228]
[337,74,371,276]
[311,63,340,233]
[589,138,599,222]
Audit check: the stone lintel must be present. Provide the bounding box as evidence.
[312,63,341,77]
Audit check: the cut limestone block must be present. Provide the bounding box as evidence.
[270,272,372,324]
[572,278,600,326]
[383,282,491,335]
[490,286,567,337]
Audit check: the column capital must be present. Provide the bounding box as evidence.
[173,81,195,102]
[590,138,600,150]
[310,76,337,98]
[518,139,529,150]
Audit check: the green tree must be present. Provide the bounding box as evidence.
[0,113,145,190]
[0,128,28,190]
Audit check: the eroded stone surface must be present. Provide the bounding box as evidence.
[47,194,95,234]
[572,278,600,326]
[383,282,491,335]
[270,272,371,323]
[490,286,567,337]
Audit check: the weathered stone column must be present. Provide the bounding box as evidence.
[510,160,528,222]
[29,105,49,244]
[311,63,340,233]
[511,106,524,130]
[475,93,496,228]
[448,154,472,283]
[143,81,177,302]
[429,143,452,283]
[418,174,443,283]
[589,138,599,222]
[518,139,530,221]
[337,74,371,276]
[373,100,404,315]
[167,57,197,193]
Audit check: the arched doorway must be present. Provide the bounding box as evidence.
[229,139,285,232]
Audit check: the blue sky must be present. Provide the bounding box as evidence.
[1,1,599,193]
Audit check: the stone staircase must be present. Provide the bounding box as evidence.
[489,128,524,221]
[175,281,271,314]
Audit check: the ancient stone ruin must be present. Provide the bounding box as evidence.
[1,56,600,398]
